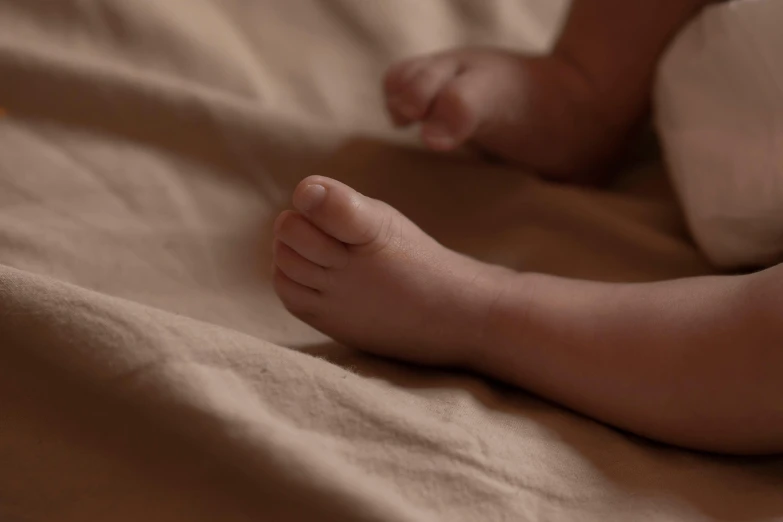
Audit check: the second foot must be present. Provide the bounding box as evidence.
[272,175,513,366]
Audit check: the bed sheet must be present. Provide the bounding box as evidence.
[0,1,781,521]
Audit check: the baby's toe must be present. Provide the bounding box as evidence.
[274,210,348,269]
[292,176,395,247]
[273,240,329,291]
[272,267,321,320]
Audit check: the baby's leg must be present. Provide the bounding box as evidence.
[384,0,715,180]
[273,176,783,454]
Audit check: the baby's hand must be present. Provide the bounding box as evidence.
[384,47,645,182]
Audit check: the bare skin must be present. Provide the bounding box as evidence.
[273,176,783,455]
[384,49,617,180]
[384,0,715,180]
[273,176,511,366]
[270,0,783,455]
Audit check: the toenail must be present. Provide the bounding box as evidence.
[296,183,327,213]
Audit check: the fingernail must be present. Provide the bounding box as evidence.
[422,123,456,150]
[297,183,326,213]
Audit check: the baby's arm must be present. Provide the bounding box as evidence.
[383,0,714,178]
[549,0,716,170]
[477,266,783,454]
[555,0,714,100]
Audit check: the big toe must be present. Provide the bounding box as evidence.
[292,176,392,246]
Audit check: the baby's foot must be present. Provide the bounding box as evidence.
[384,48,642,181]
[272,175,512,366]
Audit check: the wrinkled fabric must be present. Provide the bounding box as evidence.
[0,1,781,521]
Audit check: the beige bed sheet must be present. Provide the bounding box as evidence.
[0,1,780,521]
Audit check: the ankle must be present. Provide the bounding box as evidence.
[460,265,525,372]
